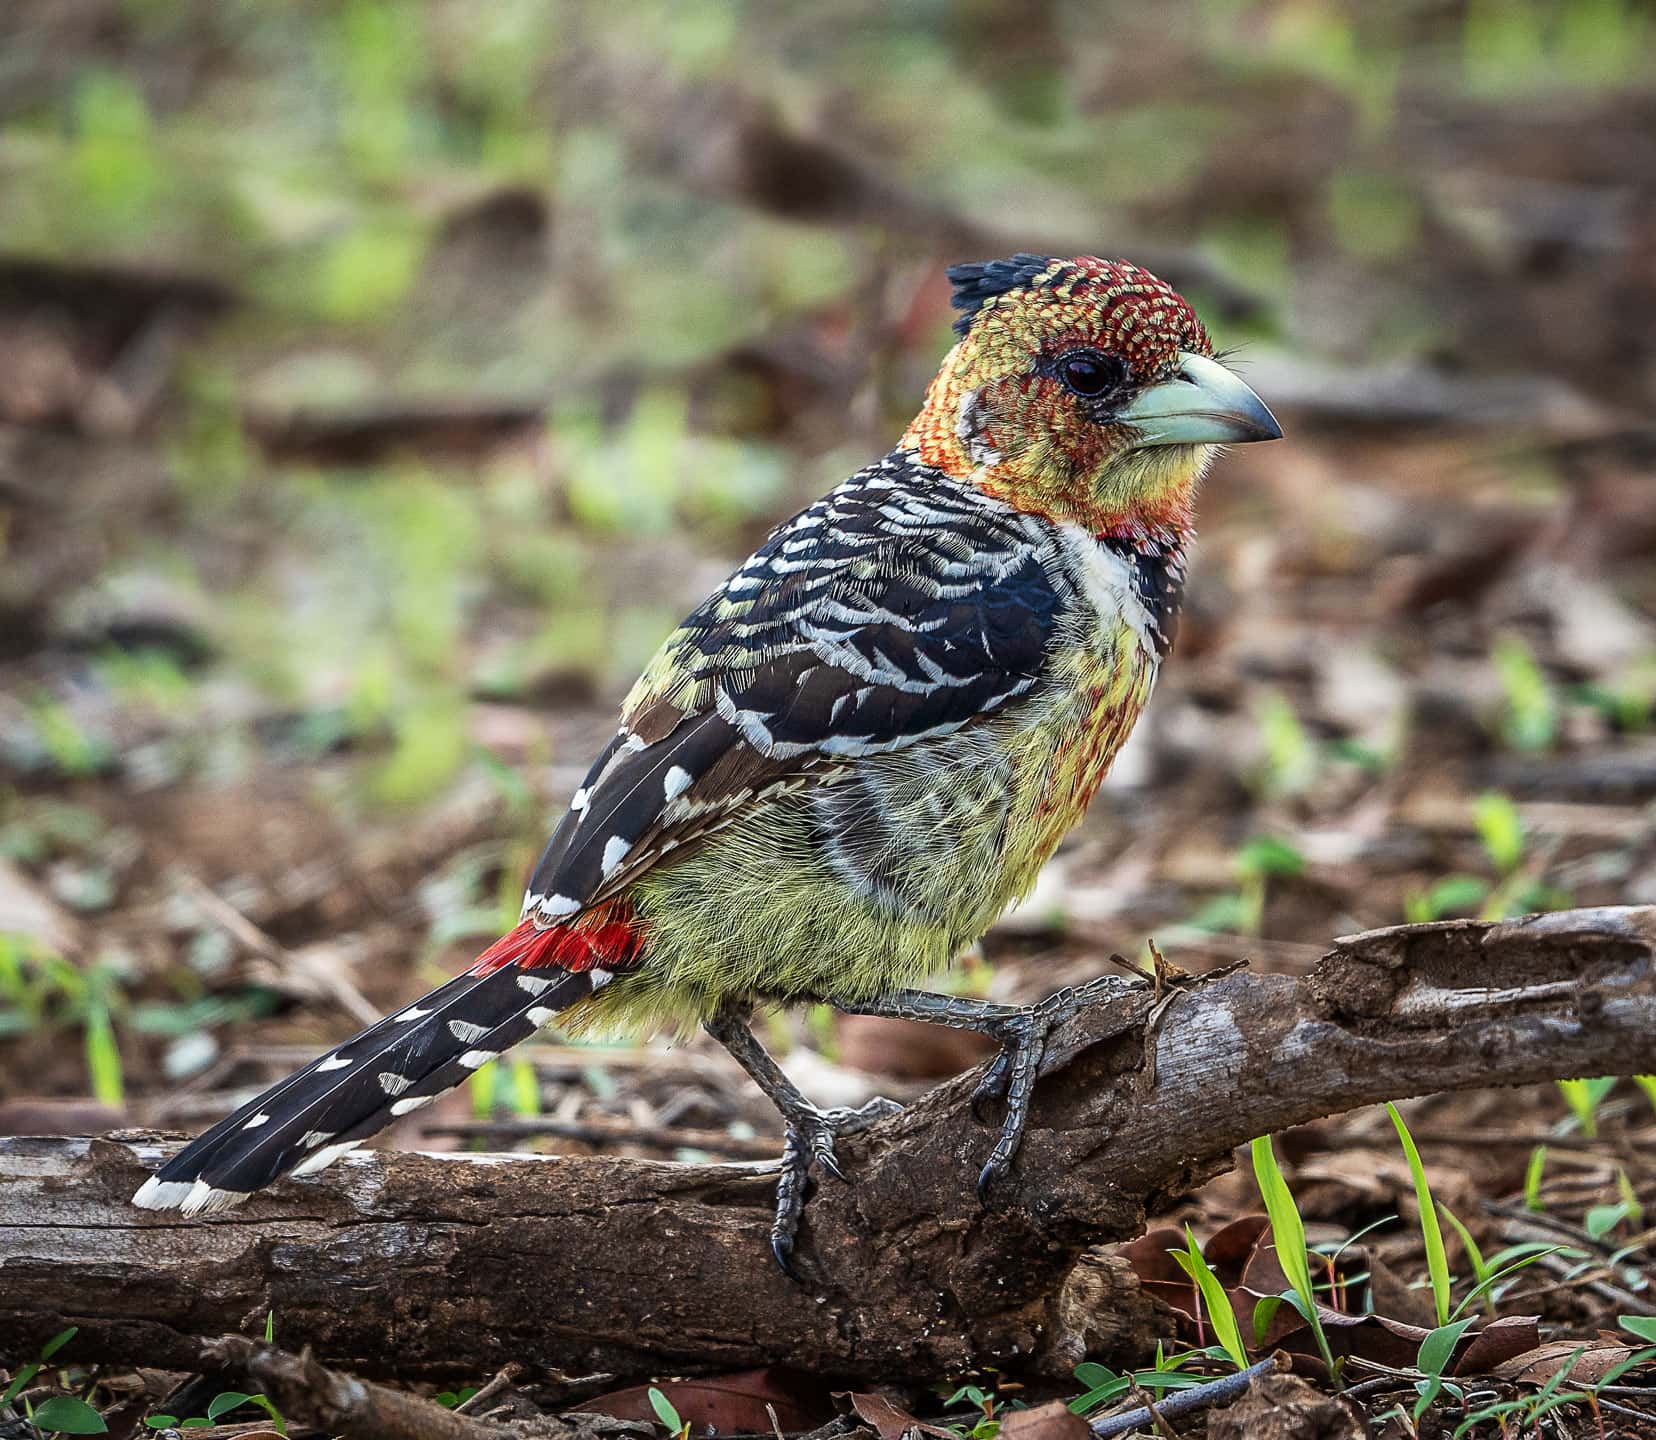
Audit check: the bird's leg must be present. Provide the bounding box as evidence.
[704,1005,900,1273]
[831,975,1134,1200]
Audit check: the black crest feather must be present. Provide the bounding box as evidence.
[946,253,1061,337]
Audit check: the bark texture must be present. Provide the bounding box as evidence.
[2,907,1652,1386]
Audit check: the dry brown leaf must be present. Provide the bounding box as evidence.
[840,1392,956,1440]
[1452,1315,1543,1376]
[1492,1338,1645,1386]
[994,1400,1089,1440]
[583,1368,833,1434]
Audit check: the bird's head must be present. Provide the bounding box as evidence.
[901,254,1280,537]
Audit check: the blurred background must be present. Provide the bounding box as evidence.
[1,0,1654,1186]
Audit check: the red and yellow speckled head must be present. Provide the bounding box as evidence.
[902,254,1279,536]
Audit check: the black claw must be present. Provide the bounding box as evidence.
[764,1098,899,1276]
[977,1158,1010,1206]
[771,1232,797,1276]
[971,1055,1009,1123]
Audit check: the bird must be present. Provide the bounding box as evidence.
[133,253,1281,1269]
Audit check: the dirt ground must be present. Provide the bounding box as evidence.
[2,2,1655,1436]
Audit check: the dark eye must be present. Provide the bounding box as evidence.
[1057,350,1125,399]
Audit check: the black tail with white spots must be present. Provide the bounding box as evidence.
[132,960,604,1215]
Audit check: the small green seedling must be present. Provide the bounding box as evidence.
[1066,1358,1206,1416]
[942,1383,1001,1440]
[1585,1167,1645,1241]
[1436,1206,1564,1322]
[3,1325,79,1406]
[1412,1316,1475,1421]
[1186,835,1305,936]
[648,1387,690,1440]
[28,1394,107,1434]
[1556,1076,1616,1139]
[1387,1103,1451,1325]
[1403,874,1490,924]
[1453,1346,1586,1438]
[1524,1144,1548,1210]
[146,1389,286,1434]
[1250,1135,1335,1373]
[508,1057,540,1117]
[1170,1226,1249,1370]
[1254,692,1318,797]
[1491,634,1557,752]
[434,1386,481,1409]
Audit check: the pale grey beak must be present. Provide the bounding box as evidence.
[1116,351,1282,447]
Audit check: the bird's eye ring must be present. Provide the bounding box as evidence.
[1056,350,1126,400]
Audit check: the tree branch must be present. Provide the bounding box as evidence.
[2,907,1651,1387]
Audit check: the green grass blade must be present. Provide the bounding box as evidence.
[1250,1135,1333,1372]
[1387,1103,1450,1324]
[1171,1225,1249,1370]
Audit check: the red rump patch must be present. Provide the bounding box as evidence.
[468,906,645,977]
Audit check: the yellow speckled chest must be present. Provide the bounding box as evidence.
[995,613,1158,906]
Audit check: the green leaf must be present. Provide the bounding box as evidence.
[1439,1203,1488,1286]
[1450,1245,1565,1322]
[207,1392,252,1421]
[1413,1318,1477,1420]
[2,1362,40,1404]
[648,1387,683,1434]
[1473,791,1524,873]
[1413,875,1491,922]
[1388,1103,1451,1325]
[508,1057,540,1117]
[247,1394,287,1436]
[39,1327,79,1362]
[1524,1145,1547,1210]
[1556,1076,1616,1138]
[143,1418,178,1429]
[1250,1135,1333,1372]
[1634,1075,1656,1114]
[1491,635,1557,751]
[264,1309,275,1343]
[1170,1225,1248,1370]
[1235,834,1305,879]
[30,1395,109,1434]
[1251,1295,1284,1347]
[1586,1202,1631,1241]
[1418,1318,1477,1379]
[1620,1316,1656,1343]
[83,1000,123,1107]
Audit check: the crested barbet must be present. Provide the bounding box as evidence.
[134,254,1281,1268]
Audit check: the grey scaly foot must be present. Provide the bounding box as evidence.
[831,973,1133,1202]
[704,1005,901,1274]
[771,1096,901,1271]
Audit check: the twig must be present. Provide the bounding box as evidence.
[178,873,380,1027]
[454,1362,522,1416]
[1089,1359,1276,1438]
[206,1337,512,1440]
[1598,1398,1656,1426]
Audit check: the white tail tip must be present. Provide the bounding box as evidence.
[131,1174,249,1215]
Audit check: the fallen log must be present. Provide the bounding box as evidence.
[2,907,1652,1387]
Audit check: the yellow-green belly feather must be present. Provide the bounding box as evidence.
[573,618,1156,1039]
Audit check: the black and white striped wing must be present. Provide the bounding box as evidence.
[521,456,1066,925]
